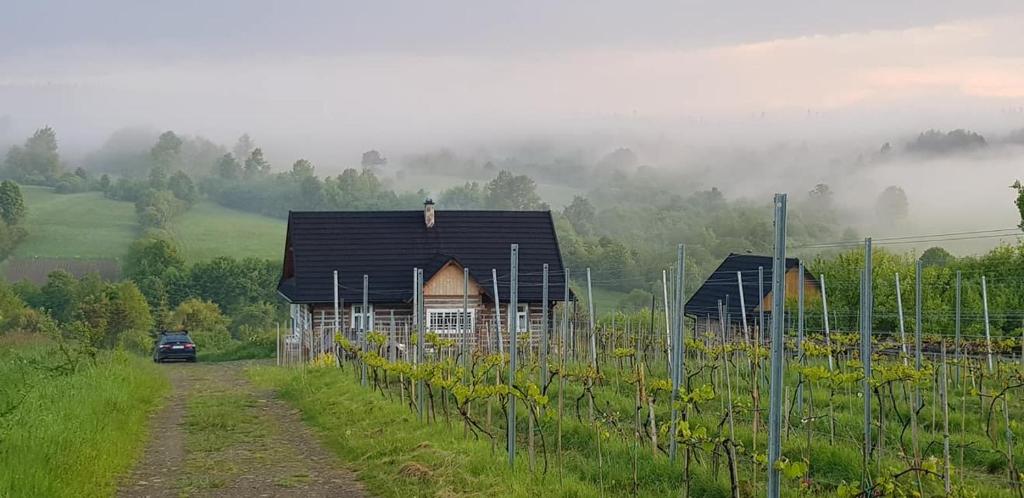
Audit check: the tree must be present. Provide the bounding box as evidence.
[563,195,596,236]
[291,159,315,177]
[0,180,26,226]
[439,182,486,209]
[164,298,230,348]
[906,129,986,155]
[134,189,186,229]
[215,153,242,180]
[230,302,277,338]
[150,131,182,169]
[39,270,78,323]
[244,148,271,177]
[920,246,955,268]
[123,237,185,281]
[485,170,545,210]
[167,171,197,204]
[105,281,154,350]
[361,150,387,168]
[298,175,324,210]
[99,174,111,192]
[876,185,909,221]
[233,133,255,161]
[4,126,61,183]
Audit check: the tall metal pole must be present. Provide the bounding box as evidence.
[737,271,750,347]
[587,268,597,370]
[586,267,597,424]
[982,276,994,372]
[333,270,340,359]
[860,238,874,493]
[796,261,805,416]
[895,273,909,365]
[389,310,396,362]
[820,274,833,371]
[541,263,549,389]
[416,268,425,421]
[766,194,787,498]
[758,266,765,346]
[492,268,504,356]
[669,244,685,463]
[463,266,470,366]
[562,268,571,361]
[361,274,369,387]
[914,260,923,372]
[954,271,961,384]
[663,270,672,370]
[508,244,518,467]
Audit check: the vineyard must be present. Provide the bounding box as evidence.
[278,195,1024,498]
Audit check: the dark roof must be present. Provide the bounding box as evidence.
[277,210,568,304]
[685,253,813,318]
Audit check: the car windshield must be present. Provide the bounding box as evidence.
[161,334,190,343]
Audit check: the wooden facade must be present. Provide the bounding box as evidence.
[293,260,553,355]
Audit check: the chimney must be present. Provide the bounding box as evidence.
[424,198,435,228]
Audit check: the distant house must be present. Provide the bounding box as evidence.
[685,253,820,338]
[277,200,568,354]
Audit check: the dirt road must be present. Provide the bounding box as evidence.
[117,362,366,497]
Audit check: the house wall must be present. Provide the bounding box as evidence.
[291,260,559,357]
[302,300,554,354]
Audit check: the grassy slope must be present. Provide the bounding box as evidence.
[13,187,284,264]
[15,185,137,259]
[170,201,284,262]
[0,341,169,497]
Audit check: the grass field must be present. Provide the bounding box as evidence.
[14,185,137,259]
[10,187,284,265]
[170,201,284,262]
[0,338,169,497]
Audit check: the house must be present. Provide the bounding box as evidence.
[277,200,569,356]
[685,253,820,338]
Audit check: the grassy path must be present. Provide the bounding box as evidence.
[118,362,366,497]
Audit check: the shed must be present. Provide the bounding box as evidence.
[685,253,820,338]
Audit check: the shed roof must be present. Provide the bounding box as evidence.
[684,253,810,318]
[277,210,568,304]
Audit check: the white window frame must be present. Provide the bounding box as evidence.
[351,304,374,331]
[516,304,529,333]
[427,308,475,337]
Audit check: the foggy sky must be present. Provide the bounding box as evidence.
[3,1,1024,161]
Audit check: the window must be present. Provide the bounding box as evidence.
[351,304,374,331]
[427,309,474,337]
[516,304,529,333]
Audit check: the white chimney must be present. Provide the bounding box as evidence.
[424,199,435,228]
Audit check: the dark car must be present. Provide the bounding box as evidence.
[153,331,197,363]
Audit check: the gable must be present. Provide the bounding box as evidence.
[758,266,823,311]
[424,260,483,297]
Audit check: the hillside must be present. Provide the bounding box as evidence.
[171,201,284,262]
[14,185,138,260]
[2,187,285,282]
